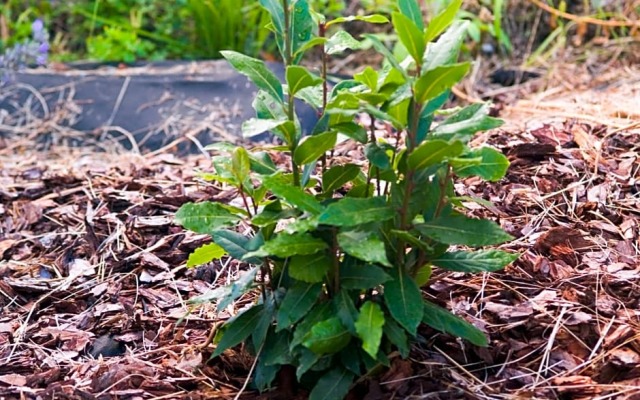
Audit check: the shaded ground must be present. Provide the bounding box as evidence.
[1,65,639,399]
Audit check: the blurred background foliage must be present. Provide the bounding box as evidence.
[0,0,638,63]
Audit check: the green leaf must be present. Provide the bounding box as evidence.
[253,295,275,350]
[326,30,363,55]
[354,66,379,92]
[186,243,226,267]
[326,14,389,27]
[414,264,432,286]
[302,317,351,354]
[253,90,286,121]
[294,36,327,56]
[355,301,385,359]
[231,147,251,184]
[290,0,315,59]
[408,139,464,170]
[277,282,323,330]
[422,20,469,72]
[262,173,324,214]
[333,122,368,143]
[423,300,488,346]
[212,304,263,357]
[415,214,513,246]
[432,103,504,141]
[397,0,424,30]
[414,63,470,104]
[338,230,391,267]
[453,147,510,181]
[242,118,287,138]
[254,355,279,392]
[318,197,394,227]
[190,267,258,311]
[221,51,283,101]
[322,164,361,194]
[294,131,337,166]
[291,302,334,349]
[262,329,293,365]
[309,367,354,400]
[384,266,423,335]
[383,317,410,358]
[213,230,260,263]
[334,289,359,334]
[249,151,277,175]
[175,202,241,233]
[286,66,322,96]
[340,263,391,290]
[392,12,426,66]
[289,253,332,283]
[296,347,321,380]
[362,34,407,79]
[432,250,518,273]
[424,0,462,42]
[246,232,327,258]
[260,0,285,34]
[365,142,392,170]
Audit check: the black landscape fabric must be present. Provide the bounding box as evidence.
[0,60,319,152]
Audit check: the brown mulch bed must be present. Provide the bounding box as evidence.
[1,76,640,399]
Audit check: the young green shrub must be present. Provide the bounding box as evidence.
[176,0,516,397]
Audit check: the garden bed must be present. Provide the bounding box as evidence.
[1,63,639,399]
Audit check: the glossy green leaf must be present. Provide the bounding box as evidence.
[253,90,286,121]
[432,103,504,141]
[221,51,283,101]
[286,66,322,96]
[326,30,363,55]
[302,317,351,354]
[338,230,391,267]
[260,0,285,34]
[190,267,258,310]
[392,12,426,65]
[354,66,379,92]
[290,0,315,59]
[383,317,410,358]
[242,118,287,138]
[422,20,468,72]
[289,253,332,283]
[332,122,368,143]
[309,367,354,400]
[291,302,334,349]
[408,139,464,170]
[231,147,251,184]
[384,266,423,335]
[262,329,293,365]
[355,301,385,358]
[326,14,389,27]
[362,34,407,79]
[415,214,513,246]
[246,232,327,259]
[432,250,518,272]
[398,0,424,30]
[423,300,488,346]
[212,304,263,357]
[365,142,391,170]
[318,197,394,227]
[340,263,391,289]
[294,131,337,165]
[414,63,470,104]
[453,147,510,181]
[249,151,277,175]
[414,264,432,286]
[213,229,259,263]
[186,243,226,267]
[334,289,359,334]
[294,37,327,56]
[424,0,462,42]
[262,173,324,214]
[175,202,241,233]
[277,282,323,330]
[322,164,361,194]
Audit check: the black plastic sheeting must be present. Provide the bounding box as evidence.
[0,60,319,152]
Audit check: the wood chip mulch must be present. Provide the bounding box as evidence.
[1,115,639,399]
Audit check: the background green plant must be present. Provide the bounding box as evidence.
[175,0,518,397]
